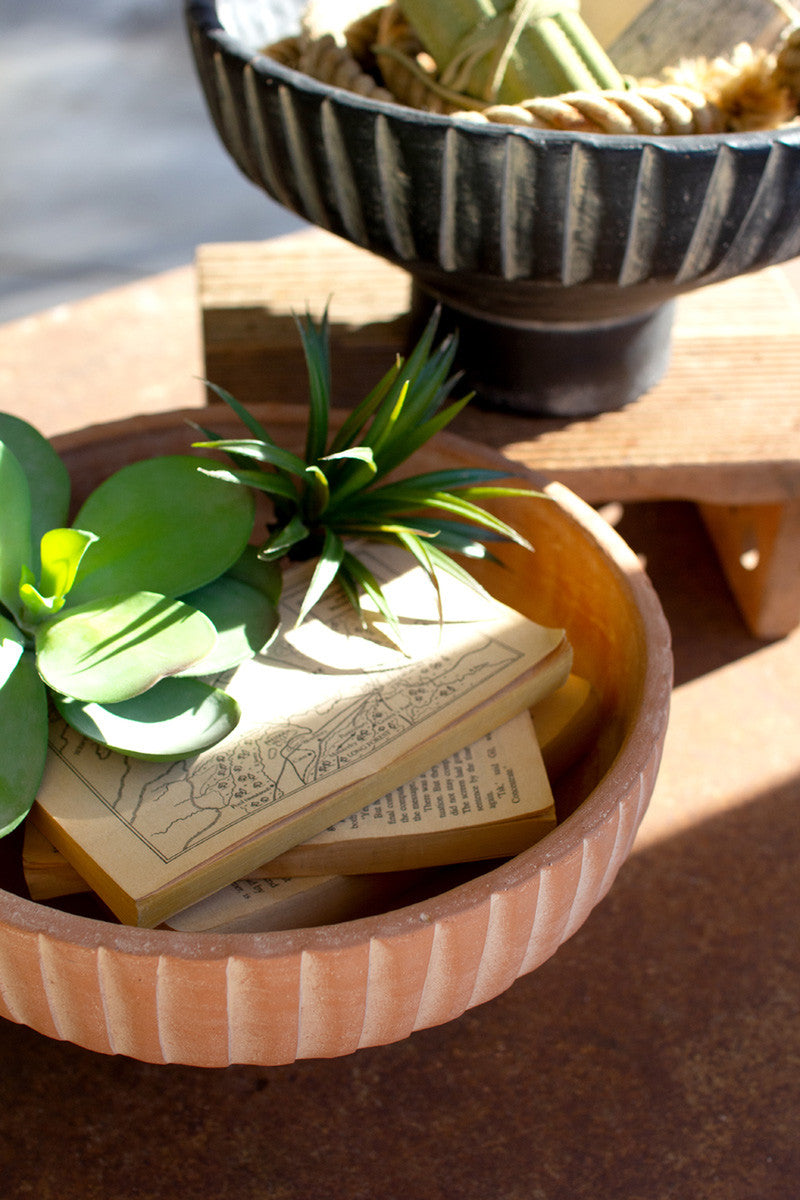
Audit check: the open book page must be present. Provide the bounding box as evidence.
[257,708,555,875]
[162,871,426,935]
[22,823,89,901]
[582,0,787,74]
[24,675,601,917]
[32,542,570,926]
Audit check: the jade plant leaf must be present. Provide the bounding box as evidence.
[19,528,97,622]
[54,677,241,760]
[0,650,48,838]
[0,440,33,619]
[35,591,218,704]
[0,413,70,555]
[180,574,281,674]
[67,455,255,605]
[39,528,97,601]
[0,613,25,690]
[226,545,283,606]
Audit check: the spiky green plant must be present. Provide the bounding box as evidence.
[195,309,540,635]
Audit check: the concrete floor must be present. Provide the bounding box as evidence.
[2,10,800,1196]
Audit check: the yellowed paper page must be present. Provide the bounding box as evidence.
[258,709,554,875]
[33,543,570,925]
[25,675,603,905]
[163,872,420,934]
[22,823,88,901]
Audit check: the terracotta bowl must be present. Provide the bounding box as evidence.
[185,0,800,413]
[0,408,672,1066]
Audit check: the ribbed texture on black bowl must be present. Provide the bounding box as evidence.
[186,0,800,296]
[186,0,800,413]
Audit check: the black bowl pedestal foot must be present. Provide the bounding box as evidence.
[410,285,676,417]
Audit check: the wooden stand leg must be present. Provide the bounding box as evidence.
[698,500,800,639]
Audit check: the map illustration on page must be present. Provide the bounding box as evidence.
[33,543,570,925]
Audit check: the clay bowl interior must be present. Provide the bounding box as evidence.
[0,407,672,1067]
[185,0,800,413]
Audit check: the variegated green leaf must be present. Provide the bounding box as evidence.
[19,528,98,623]
[198,464,298,501]
[297,529,345,626]
[322,447,376,468]
[295,307,330,463]
[203,306,539,620]
[303,463,329,522]
[370,394,473,478]
[340,550,402,642]
[258,515,309,562]
[418,539,496,601]
[328,360,402,453]
[193,437,307,477]
[201,381,271,439]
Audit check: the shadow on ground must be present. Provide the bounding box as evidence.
[611,500,767,686]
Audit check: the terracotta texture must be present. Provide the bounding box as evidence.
[0,408,672,1066]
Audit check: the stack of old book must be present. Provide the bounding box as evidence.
[24,544,601,931]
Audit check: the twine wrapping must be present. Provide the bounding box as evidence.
[440,0,580,99]
[463,85,724,134]
[262,30,396,102]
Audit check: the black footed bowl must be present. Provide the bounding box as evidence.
[186,0,800,415]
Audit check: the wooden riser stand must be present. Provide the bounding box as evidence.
[197,230,800,640]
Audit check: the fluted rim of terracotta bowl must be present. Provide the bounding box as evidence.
[0,411,672,1065]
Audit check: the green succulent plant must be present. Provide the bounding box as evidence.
[0,413,279,840]
[195,308,539,635]
[0,310,541,846]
